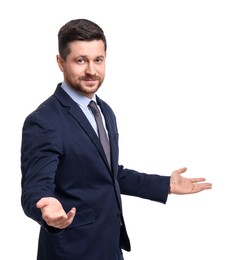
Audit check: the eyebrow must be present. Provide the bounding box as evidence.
[76,55,105,60]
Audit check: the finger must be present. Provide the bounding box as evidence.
[201,183,212,189]
[36,198,48,209]
[192,183,212,193]
[190,177,206,183]
[36,197,57,209]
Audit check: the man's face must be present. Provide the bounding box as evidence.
[57,40,106,98]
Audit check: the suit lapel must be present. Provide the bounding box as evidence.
[96,96,117,176]
[54,84,112,173]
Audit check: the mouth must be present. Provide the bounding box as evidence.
[81,76,101,86]
[83,79,98,87]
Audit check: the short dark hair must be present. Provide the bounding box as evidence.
[58,18,107,60]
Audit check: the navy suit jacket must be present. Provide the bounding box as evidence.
[21,83,170,259]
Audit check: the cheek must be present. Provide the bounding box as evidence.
[64,67,77,79]
[69,66,86,77]
[98,66,105,77]
[100,70,105,80]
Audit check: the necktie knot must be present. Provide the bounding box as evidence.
[88,101,99,116]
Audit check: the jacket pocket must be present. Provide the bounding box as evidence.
[68,208,95,229]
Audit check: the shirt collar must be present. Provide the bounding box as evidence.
[61,81,97,108]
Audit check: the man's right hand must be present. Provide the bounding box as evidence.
[36,197,76,229]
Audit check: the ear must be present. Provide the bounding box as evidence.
[56,55,65,72]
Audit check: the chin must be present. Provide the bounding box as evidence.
[85,85,100,93]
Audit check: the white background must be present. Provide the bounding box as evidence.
[1,0,231,259]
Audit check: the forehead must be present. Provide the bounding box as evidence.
[68,40,106,57]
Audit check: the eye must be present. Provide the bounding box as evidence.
[76,57,86,64]
[95,57,104,64]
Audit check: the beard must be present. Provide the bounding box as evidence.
[66,75,104,98]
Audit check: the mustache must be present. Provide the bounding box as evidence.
[80,76,101,81]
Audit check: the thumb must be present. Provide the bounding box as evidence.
[174,167,187,175]
[66,207,76,225]
[67,207,76,219]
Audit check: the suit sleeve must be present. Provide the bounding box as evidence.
[21,112,62,222]
[117,165,170,204]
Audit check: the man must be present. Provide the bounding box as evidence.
[20,18,212,260]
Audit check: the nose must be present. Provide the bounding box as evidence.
[85,62,96,75]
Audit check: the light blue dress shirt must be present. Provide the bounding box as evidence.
[61,81,108,137]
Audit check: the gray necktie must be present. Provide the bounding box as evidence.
[88,100,111,168]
